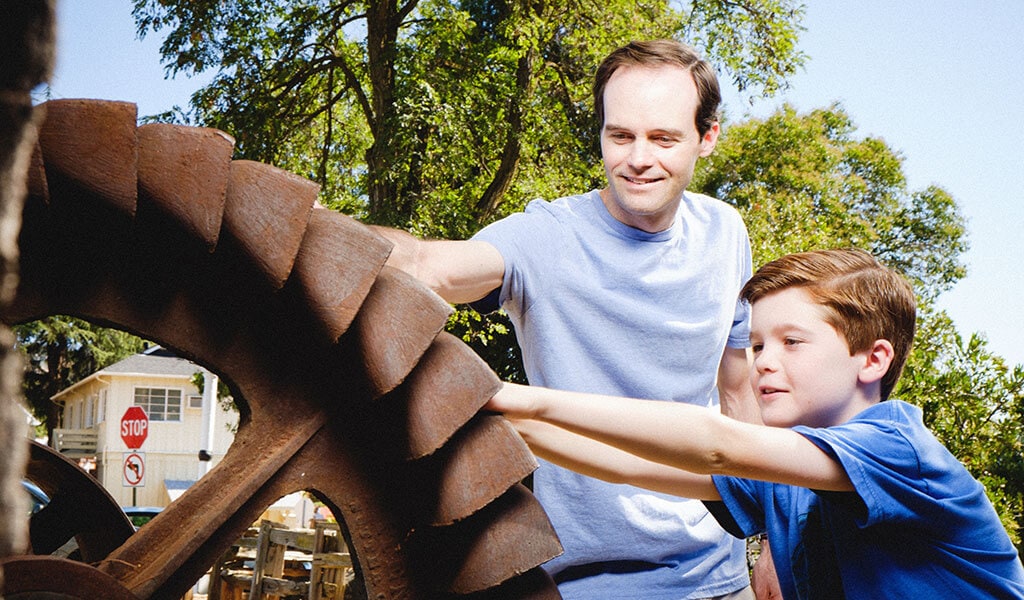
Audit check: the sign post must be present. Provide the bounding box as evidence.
[120,406,149,505]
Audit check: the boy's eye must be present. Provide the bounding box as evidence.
[784,338,801,346]
[750,343,763,353]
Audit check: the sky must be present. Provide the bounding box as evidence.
[47,0,1024,367]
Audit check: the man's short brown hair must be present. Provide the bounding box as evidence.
[593,39,721,138]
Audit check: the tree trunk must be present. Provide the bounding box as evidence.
[474,50,534,220]
[364,0,403,225]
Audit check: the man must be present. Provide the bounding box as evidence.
[375,39,757,600]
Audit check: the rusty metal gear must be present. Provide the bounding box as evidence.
[0,99,562,599]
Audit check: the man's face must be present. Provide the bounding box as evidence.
[599,64,718,233]
[748,288,875,429]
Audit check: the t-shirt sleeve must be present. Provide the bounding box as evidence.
[793,408,940,528]
[725,215,753,349]
[470,200,565,314]
[706,475,769,538]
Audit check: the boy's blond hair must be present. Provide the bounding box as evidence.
[740,249,916,400]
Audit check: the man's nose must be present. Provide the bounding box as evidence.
[628,140,655,169]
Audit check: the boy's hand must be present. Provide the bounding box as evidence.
[485,382,539,419]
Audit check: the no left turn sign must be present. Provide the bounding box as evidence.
[123,452,146,487]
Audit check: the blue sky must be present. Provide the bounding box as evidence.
[48,1,1024,366]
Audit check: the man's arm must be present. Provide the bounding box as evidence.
[718,346,762,424]
[487,382,854,493]
[369,225,505,304]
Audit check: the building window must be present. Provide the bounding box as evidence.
[134,388,183,422]
[187,395,203,410]
[85,395,96,428]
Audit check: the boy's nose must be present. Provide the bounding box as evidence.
[753,349,777,373]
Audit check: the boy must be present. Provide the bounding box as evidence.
[487,249,1024,599]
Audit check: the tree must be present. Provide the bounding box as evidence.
[693,103,967,299]
[132,0,807,232]
[131,0,808,385]
[15,317,146,439]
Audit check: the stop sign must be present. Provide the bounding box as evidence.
[121,406,149,449]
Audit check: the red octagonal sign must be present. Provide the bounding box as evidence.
[121,406,149,449]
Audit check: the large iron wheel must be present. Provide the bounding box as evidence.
[0,99,561,599]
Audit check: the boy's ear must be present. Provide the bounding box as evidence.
[859,339,895,384]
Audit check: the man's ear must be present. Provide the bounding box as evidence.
[698,122,720,157]
[859,339,895,384]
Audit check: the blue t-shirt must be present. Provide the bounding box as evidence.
[473,190,753,599]
[709,401,1024,599]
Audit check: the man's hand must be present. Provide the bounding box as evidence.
[752,542,783,600]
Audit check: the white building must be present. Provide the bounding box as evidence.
[50,346,238,507]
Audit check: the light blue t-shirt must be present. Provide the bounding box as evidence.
[473,190,753,599]
[709,401,1024,599]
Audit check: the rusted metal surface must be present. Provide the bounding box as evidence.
[0,556,140,600]
[290,207,391,344]
[25,442,135,562]
[1,99,562,599]
[221,159,319,290]
[136,123,233,252]
[35,99,137,237]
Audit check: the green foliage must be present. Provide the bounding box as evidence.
[684,0,807,96]
[132,0,806,232]
[14,317,147,434]
[693,104,967,299]
[189,370,235,411]
[446,308,525,383]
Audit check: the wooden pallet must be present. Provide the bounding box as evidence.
[212,521,351,600]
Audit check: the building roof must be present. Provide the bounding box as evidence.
[164,479,196,502]
[99,350,200,378]
[51,347,203,401]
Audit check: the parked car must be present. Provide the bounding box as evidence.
[122,506,163,529]
[22,480,48,515]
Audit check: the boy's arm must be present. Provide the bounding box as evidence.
[488,383,854,493]
[369,225,505,304]
[717,346,761,424]
[509,418,721,500]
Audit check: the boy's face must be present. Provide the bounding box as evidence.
[748,287,876,428]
